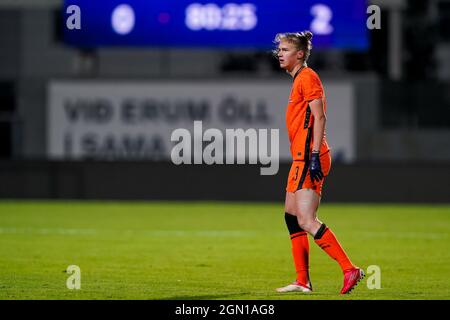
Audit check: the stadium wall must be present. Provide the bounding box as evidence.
[0,161,449,203]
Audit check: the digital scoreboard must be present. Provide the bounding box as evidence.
[63,0,368,50]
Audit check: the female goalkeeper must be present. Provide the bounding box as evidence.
[274,31,364,294]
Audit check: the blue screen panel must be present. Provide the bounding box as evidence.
[63,0,368,50]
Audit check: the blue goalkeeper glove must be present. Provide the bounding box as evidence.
[309,151,324,183]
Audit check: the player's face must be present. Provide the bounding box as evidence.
[277,40,303,72]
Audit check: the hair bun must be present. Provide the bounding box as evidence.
[304,31,313,41]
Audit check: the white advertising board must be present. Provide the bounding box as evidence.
[47,80,354,162]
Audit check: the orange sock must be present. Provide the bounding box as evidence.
[290,231,310,286]
[284,213,310,287]
[314,224,355,273]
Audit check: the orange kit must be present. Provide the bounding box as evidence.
[285,67,331,196]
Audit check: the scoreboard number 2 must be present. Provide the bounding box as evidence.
[310,4,334,35]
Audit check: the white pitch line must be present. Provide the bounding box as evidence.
[356,231,448,240]
[0,228,259,237]
[0,227,97,236]
[142,230,258,237]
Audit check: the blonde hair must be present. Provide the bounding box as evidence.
[273,31,313,61]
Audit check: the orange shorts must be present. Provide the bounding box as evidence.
[286,151,332,196]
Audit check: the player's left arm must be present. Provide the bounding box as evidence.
[308,98,326,182]
[309,98,326,152]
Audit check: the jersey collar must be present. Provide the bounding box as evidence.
[292,65,306,81]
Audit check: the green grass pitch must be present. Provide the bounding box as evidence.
[0,201,449,300]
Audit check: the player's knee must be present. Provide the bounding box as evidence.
[297,218,314,234]
[284,212,303,234]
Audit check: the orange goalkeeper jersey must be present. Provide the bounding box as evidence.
[286,67,330,161]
